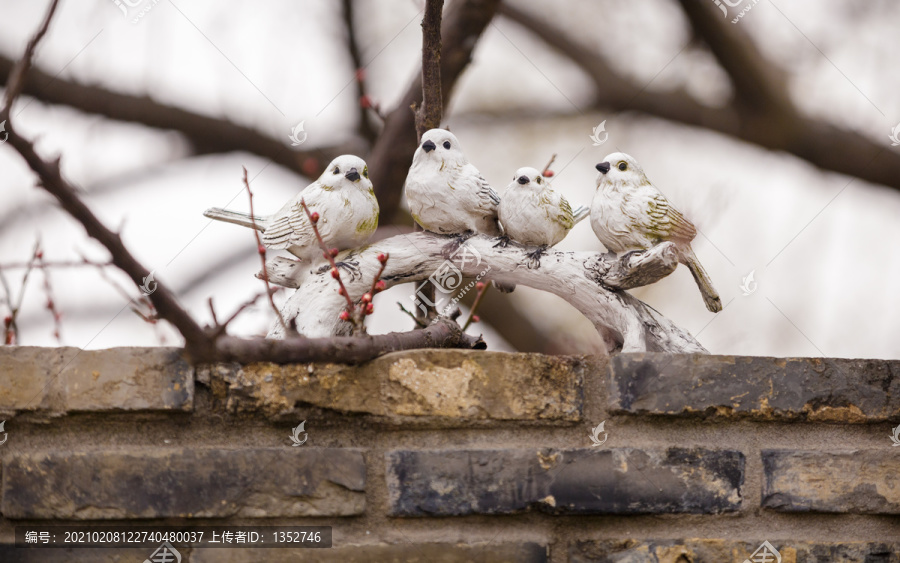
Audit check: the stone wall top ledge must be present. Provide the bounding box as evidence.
[610,353,900,423]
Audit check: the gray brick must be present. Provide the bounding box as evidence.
[0,347,192,415]
[387,447,743,516]
[192,542,548,562]
[1,448,365,519]
[609,353,900,422]
[762,449,900,514]
[569,539,900,562]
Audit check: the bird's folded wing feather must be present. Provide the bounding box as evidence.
[261,198,315,249]
[549,190,575,230]
[645,192,697,242]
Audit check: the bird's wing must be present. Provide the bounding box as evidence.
[547,190,575,230]
[261,191,317,250]
[644,189,697,243]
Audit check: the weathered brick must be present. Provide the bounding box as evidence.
[386,447,743,516]
[192,542,548,562]
[609,353,900,422]
[762,449,900,514]
[203,349,583,422]
[569,539,900,562]
[0,347,192,415]
[1,448,365,519]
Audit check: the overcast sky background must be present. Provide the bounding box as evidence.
[1,0,898,359]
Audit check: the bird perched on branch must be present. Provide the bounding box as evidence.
[498,167,588,262]
[204,155,379,263]
[405,129,502,237]
[591,153,722,312]
[405,128,513,292]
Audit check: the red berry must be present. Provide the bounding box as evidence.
[330,248,339,258]
[355,68,366,82]
[360,95,372,109]
[36,251,44,259]
[337,287,345,296]
[258,245,266,255]
[374,280,386,292]
[339,311,351,321]
[544,170,555,177]
[302,157,318,177]
[331,268,340,279]
[46,300,54,309]
[365,303,374,315]
[476,282,485,291]
[362,293,372,303]
[3,316,11,325]
[471,315,480,323]
[377,253,388,264]
[310,212,320,223]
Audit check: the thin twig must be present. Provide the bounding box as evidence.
[0,259,113,269]
[541,153,557,177]
[397,302,428,328]
[241,166,288,335]
[35,247,63,343]
[462,281,488,330]
[210,291,269,339]
[341,0,378,144]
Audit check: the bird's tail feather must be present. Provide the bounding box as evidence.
[681,247,722,313]
[203,208,266,231]
[492,281,515,294]
[572,205,590,225]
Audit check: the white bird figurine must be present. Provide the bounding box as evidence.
[498,167,588,262]
[405,128,513,292]
[204,155,379,263]
[591,152,722,312]
[404,128,502,237]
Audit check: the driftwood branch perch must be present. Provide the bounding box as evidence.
[265,233,707,354]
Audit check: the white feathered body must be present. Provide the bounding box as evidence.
[406,158,501,235]
[500,184,581,247]
[261,182,379,262]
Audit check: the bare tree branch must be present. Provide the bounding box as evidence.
[341,0,378,144]
[498,3,900,193]
[414,0,445,140]
[369,0,501,224]
[0,54,351,178]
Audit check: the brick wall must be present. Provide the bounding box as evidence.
[0,347,898,562]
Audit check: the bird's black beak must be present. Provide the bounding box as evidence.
[596,162,611,175]
[422,140,436,153]
[517,176,529,185]
[345,168,361,182]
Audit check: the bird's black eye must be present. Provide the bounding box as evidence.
[332,166,340,175]
[442,141,451,149]
[618,162,627,171]
[536,177,542,184]
[362,166,368,178]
